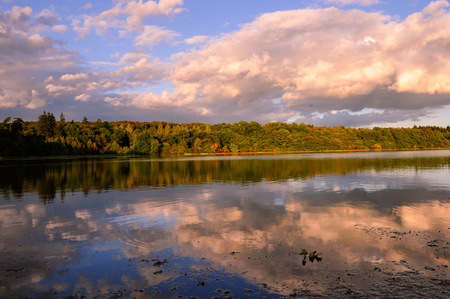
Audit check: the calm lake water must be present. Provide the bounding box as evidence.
[1,151,449,298]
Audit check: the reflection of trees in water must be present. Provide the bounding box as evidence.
[0,155,449,200]
[37,177,56,204]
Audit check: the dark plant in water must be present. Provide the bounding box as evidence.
[300,249,322,265]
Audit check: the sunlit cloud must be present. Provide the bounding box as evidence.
[134,25,180,47]
[71,0,184,39]
[0,89,30,108]
[103,2,450,125]
[51,24,69,33]
[1,1,450,126]
[0,5,81,111]
[60,73,88,81]
[74,94,91,102]
[184,35,209,45]
[323,0,380,6]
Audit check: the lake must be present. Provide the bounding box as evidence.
[0,151,449,298]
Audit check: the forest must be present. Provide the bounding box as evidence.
[1,111,449,157]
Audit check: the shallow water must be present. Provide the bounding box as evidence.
[0,151,449,298]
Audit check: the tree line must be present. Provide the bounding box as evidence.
[1,111,449,157]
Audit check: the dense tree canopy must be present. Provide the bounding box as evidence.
[37,111,56,138]
[0,112,449,157]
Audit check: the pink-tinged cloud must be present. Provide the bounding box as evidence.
[72,0,184,39]
[184,35,209,45]
[2,2,450,127]
[36,8,60,26]
[113,57,169,82]
[324,0,380,6]
[134,25,180,47]
[110,1,449,125]
[0,89,45,109]
[81,3,93,10]
[0,6,79,111]
[74,94,91,102]
[51,24,69,33]
[60,73,88,81]
[25,90,46,109]
[0,89,29,108]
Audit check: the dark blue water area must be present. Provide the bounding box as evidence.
[36,244,280,298]
[36,241,130,297]
[147,254,280,298]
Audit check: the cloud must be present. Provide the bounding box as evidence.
[0,6,80,111]
[0,88,29,108]
[294,107,436,128]
[113,57,169,82]
[169,8,396,104]
[72,0,184,39]
[81,3,93,10]
[3,2,450,127]
[118,52,152,64]
[60,73,88,81]
[25,90,46,109]
[423,0,450,14]
[36,9,60,26]
[0,88,45,109]
[323,0,380,6]
[184,35,209,45]
[46,84,76,95]
[119,0,184,26]
[10,6,32,21]
[74,94,91,102]
[51,24,69,33]
[134,25,180,47]
[107,2,450,125]
[0,5,170,114]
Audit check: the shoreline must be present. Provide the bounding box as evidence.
[1,147,449,162]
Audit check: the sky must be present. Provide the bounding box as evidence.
[1,0,450,127]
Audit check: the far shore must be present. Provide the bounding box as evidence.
[1,147,449,162]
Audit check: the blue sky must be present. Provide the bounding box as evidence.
[1,0,449,127]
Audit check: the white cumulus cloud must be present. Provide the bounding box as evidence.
[74,94,91,102]
[102,2,450,125]
[59,73,88,81]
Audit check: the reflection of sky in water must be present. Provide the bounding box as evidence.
[0,151,449,297]
[153,149,450,162]
[109,209,177,229]
[287,167,450,193]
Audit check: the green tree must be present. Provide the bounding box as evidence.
[133,132,161,155]
[1,117,12,131]
[111,128,130,147]
[37,111,56,138]
[11,118,24,133]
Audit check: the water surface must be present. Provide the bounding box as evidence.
[1,151,449,298]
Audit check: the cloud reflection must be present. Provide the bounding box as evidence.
[0,154,449,297]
